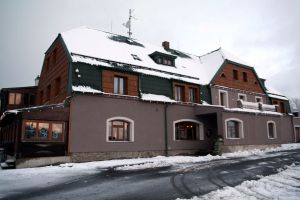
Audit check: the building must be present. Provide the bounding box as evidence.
[0,26,299,167]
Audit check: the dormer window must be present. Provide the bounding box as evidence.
[149,51,176,67]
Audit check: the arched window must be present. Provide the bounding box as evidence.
[174,120,204,141]
[225,118,244,139]
[106,117,134,142]
[267,121,277,139]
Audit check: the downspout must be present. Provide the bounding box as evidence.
[291,115,296,143]
[164,104,168,156]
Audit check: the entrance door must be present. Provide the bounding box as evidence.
[296,127,300,143]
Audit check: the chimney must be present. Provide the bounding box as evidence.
[35,75,40,86]
[162,41,170,50]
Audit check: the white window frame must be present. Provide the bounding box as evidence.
[219,90,229,108]
[267,121,277,139]
[255,96,263,103]
[106,116,134,142]
[173,119,204,141]
[225,118,244,139]
[238,93,247,102]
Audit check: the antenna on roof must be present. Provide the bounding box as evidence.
[122,9,136,39]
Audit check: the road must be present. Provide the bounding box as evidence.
[3,149,300,200]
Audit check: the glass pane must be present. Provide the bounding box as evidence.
[25,122,36,140]
[9,93,15,104]
[119,78,124,95]
[112,128,118,140]
[268,123,274,138]
[52,123,63,141]
[114,77,118,94]
[15,93,22,105]
[38,123,49,139]
[118,128,124,140]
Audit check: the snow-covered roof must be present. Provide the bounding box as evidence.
[61,26,205,84]
[198,48,253,83]
[266,86,289,101]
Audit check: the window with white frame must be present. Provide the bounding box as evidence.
[219,90,228,107]
[225,118,244,139]
[255,96,263,103]
[174,120,204,141]
[106,117,134,142]
[238,93,247,101]
[267,121,276,139]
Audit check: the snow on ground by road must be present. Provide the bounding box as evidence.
[1,143,300,198]
[178,163,300,200]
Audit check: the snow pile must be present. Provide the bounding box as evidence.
[178,163,300,200]
[141,93,177,103]
[72,85,103,93]
[225,107,283,116]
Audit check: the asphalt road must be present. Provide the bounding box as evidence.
[4,149,300,200]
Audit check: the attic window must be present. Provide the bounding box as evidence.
[149,51,177,67]
[221,73,226,78]
[131,54,142,61]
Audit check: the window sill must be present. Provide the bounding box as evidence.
[226,137,243,140]
[106,141,134,143]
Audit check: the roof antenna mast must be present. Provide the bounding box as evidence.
[123,9,136,39]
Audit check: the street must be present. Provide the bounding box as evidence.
[2,149,300,200]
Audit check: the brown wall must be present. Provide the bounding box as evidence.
[37,38,69,105]
[213,63,264,93]
[69,95,213,155]
[271,99,286,113]
[102,70,138,96]
[222,112,294,146]
[211,86,268,108]
[294,117,300,126]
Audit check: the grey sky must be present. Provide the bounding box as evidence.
[0,0,299,97]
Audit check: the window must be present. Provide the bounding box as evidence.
[131,54,142,61]
[55,77,61,96]
[106,117,134,142]
[52,49,57,65]
[114,76,126,95]
[174,120,204,141]
[189,88,197,102]
[23,120,65,142]
[8,93,22,105]
[267,121,276,139]
[238,93,247,101]
[233,69,238,80]
[174,85,184,101]
[243,72,248,82]
[255,96,263,103]
[225,118,244,139]
[219,90,228,107]
[46,85,51,101]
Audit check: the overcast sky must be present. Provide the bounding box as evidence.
[0,0,299,98]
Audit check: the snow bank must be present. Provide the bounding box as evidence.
[178,163,300,200]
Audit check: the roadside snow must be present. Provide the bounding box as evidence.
[178,163,300,200]
[1,143,300,198]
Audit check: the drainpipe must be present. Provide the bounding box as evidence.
[164,104,169,156]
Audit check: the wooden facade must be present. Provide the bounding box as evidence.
[37,37,69,105]
[213,63,264,94]
[102,69,139,96]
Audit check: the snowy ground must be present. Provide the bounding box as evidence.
[1,143,300,199]
[178,163,300,200]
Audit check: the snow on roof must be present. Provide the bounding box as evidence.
[61,26,205,84]
[198,48,254,83]
[266,86,289,101]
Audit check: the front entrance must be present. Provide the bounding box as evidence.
[296,127,300,143]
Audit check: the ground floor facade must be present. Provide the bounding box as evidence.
[0,94,299,167]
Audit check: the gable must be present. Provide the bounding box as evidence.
[212,61,265,94]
